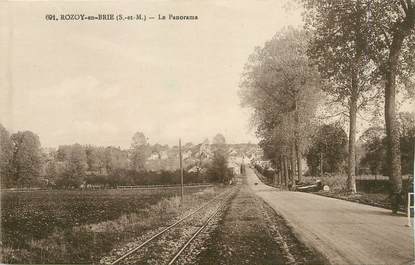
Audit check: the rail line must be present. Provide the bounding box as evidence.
[110,186,237,265]
[167,190,232,265]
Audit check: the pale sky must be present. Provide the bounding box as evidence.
[0,0,303,148]
[0,0,301,147]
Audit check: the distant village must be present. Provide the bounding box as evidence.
[144,142,263,172]
[0,123,264,188]
[35,141,263,188]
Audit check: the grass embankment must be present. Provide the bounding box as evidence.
[253,168,411,211]
[252,168,275,186]
[0,186,227,264]
[302,175,411,211]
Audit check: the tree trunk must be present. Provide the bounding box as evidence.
[294,100,302,183]
[295,140,302,183]
[274,155,278,186]
[290,143,296,189]
[281,155,285,187]
[385,32,405,213]
[284,155,289,188]
[278,155,284,185]
[319,153,323,176]
[347,78,358,193]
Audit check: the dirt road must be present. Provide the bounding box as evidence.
[247,167,414,265]
[191,185,325,265]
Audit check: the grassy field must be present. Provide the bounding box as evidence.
[0,186,224,264]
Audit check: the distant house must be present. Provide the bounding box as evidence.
[199,150,212,160]
[197,143,213,160]
[148,152,160,160]
[188,165,202,173]
[188,165,207,174]
[160,150,168,160]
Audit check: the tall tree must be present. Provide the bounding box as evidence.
[85,145,103,173]
[0,124,13,187]
[239,27,321,185]
[207,148,230,183]
[55,144,88,187]
[67,144,87,186]
[130,132,149,171]
[212,133,226,145]
[397,112,415,175]
[104,146,129,173]
[302,0,378,193]
[10,131,42,187]
[366,0,415,212]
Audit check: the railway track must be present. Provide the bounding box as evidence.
[167,190,233,265]
[108,186,239,265]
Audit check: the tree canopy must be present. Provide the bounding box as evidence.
[239,27,321,184]
[130,131,150,171]
[9,131,43,187]
[306,123,348,176]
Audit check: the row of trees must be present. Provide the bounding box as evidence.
[0,128,151,188]
[359,112,415,176]
[239,28,321,189]
[304,115,414,177]
[0,124,234,188]
[240,1,415,212]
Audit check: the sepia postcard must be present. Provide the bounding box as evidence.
[0,1,414,264]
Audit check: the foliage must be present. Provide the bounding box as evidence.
[55,144,88,188]
[0,124,13,187]
[364,0,415,89]
[239,27,321,179]
[83,169,206,187]
[365,0,415,212]
[359,112,415,176]
[306,123,348,175]
[358,126,387,175]
[0,124,257,189]
[398,112,415,174]
[205,149,232,183]
[300,0,415,210]
[9,131,43,187]
[85,145,107,173]
[130,132,150,171]
[303,0,376,104]
[301,0,382,192]
[212,133,226,145]
[104,146,130,173]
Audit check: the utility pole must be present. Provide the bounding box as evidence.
[179,138,184,203]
